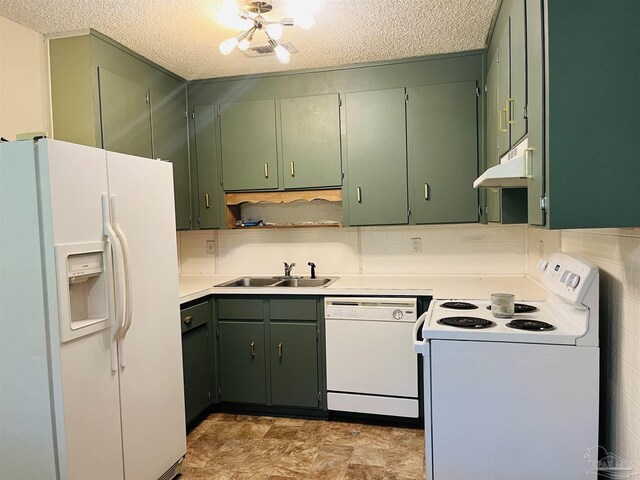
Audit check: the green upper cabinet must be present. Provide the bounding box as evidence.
[345,88,409,226]
[48,31,191,229]
[489,0,528,159]
[220,99,279,191]
[193,105,222,229]
[98,68,153,159]
[280,94,342,189]
[151,90,191,230]
[408,81,479,224]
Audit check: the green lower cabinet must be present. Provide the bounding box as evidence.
[181,302,213,424]
[218,321,266,404]
[408,81,479,224]
[270,322,319,408]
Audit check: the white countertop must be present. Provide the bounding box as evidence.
[179,273,547,304]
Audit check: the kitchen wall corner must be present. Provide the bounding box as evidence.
[527,225,640,468]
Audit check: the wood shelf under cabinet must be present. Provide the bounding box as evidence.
[225,189,342,230]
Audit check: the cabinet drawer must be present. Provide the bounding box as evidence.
[270,299,317,321]
[217,298,263,320]
[181,301,210,333]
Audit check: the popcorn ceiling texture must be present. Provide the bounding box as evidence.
[0,0,498,80]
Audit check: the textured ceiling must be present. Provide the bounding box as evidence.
[0,0,498,80]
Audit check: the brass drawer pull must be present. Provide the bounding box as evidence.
[506,97,514,125]
[424,183,429,200]
[264,163,269,178]
[204,193,210,209]
[290,161,295,177]
[357,187,362,203]
[183,315,193,325]
[499,107,508,133]
[250,341,256,357]
[524,147,534,178]
[278,343,283,358]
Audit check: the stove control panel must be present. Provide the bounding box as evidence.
[541,253,598,304]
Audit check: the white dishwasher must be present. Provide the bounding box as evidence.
[324,297,420,418]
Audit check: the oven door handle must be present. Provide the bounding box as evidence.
[413,312,428,354]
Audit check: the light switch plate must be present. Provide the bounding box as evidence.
[411,238,422,254]
[206,240,215,255]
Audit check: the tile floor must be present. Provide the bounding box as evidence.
[180,413,426,480]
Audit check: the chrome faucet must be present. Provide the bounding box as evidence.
[283,262,296,278]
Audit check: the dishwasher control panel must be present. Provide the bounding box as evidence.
[325,297,417,322]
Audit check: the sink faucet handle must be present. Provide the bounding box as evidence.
[307,262,316,279]
[284,262,295,277]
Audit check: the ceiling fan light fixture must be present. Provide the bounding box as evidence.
[218,1,315,62]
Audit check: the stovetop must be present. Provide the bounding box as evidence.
[422,298,588,345]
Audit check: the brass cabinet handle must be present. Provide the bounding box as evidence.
[356,187,362,203]
[204,193,210,209]
[499,108,508,133]
[183,315,193,325]
[264,163,269,178]
[250,341,256,357]
[278,343,283,358]
[506,98,514,125]
[290,161,295,177]
[424,183,429,200]
[524,147,534,178]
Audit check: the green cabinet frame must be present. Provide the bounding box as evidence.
[193,105,222,229]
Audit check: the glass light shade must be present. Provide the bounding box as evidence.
[219,36,239,55]
[273,44,291,64]
[266,23,284,40]
[238,37,251,51]
[294,13,315,30]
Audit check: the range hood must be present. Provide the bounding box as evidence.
[474,138,530,188]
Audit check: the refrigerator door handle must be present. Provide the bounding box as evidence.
[110,195,134,369]
[102,195,126,372]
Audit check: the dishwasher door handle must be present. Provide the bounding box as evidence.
[413,313,427,355]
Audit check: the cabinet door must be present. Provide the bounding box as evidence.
[220,99,278,191]
[218,322,266,404]
[98,68,152,159]
[270,323,318,408]
[151,91,191,230]
[193,105,221,229]
[345,88,408,226]
[409,82,479,224]
[280,94,342,189]
[496,24,511,157]
[525,0,545,226]
[486,51,502,223]
[182,325,211,424]
[509,0,527,145]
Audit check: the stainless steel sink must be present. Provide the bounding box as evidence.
[274,278,337,287]
[215,277,281,287]
[215,276,338,288]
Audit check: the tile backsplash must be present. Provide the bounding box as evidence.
[179,224,526,276]
[527,226,640,470]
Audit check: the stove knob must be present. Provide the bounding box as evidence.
[537,259,548,271]
[392,309,404,320]
[568,274,581,289]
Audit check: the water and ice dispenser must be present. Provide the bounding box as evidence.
[56,242,113,342]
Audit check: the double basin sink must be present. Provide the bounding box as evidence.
[215,276,338,288]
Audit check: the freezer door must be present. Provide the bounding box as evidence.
[42,140,125,480]
[106,151,186,479]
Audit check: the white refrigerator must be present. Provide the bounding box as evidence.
[0,139,187,479]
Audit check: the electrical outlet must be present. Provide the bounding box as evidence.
[206,240,215,255]
[411,238,422,254]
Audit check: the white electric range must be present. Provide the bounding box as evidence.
[415,252,600,480]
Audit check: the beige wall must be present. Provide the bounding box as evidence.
[528,226,640,469]
[0,15,48,140]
